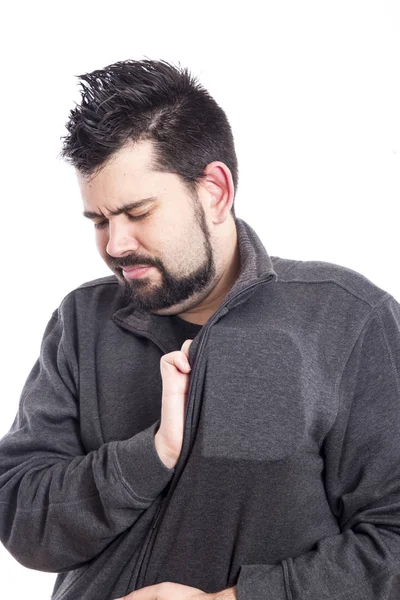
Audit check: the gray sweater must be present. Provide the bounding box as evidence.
[1,218,400,599]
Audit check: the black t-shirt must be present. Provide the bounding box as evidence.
[169,314,203,349]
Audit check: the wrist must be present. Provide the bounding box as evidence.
[154,432,177,469]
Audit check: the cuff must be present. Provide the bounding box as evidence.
[114,420,175,502]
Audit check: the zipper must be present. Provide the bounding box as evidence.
[151,501,163,530]
[130,273,275,591]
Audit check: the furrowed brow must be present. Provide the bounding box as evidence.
[83,210,104,220]
[83,197,157,220]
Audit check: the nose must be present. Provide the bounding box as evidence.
[105,218,140,257]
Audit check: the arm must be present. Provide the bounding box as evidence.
[235,294,400,600]
[0,311,174,573]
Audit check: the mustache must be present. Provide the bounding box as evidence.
[108,255,155,271]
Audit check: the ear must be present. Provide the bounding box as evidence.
[200,161,235,224]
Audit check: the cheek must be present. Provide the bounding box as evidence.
[95,230,109,257]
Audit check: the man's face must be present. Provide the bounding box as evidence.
[78,140,218,314]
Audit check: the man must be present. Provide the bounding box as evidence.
[0,59,400,600]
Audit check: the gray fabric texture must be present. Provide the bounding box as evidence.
[1,217,400,600]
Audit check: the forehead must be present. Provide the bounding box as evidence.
[76,141,185,212]
[77,140,154,199]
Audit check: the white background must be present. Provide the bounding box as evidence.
[0,1,399,598]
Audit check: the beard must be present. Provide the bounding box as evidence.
[106,197,217,313]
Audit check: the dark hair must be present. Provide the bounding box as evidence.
[60,58,238,218]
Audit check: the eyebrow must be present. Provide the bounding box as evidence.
[83,197,157,220]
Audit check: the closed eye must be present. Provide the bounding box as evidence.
[93,212,151,229]
[126,212,151,222]
[94,220,108,230]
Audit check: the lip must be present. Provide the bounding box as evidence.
[122,265,152,279]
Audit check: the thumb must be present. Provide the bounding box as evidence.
[181,339,193,359]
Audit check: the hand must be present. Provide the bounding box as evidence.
[114,581,208,599]
[155,339,193,468]
[114,583,237,600]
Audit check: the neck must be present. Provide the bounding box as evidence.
[177,224,240,326]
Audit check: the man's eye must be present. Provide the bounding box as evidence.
[94,220,108,230]
[127,212,151,222]
[93,212,151,229]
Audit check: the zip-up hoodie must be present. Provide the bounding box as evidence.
[1,218,400,600]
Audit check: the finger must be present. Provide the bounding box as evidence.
[179,340,193,370]
[180,339,193,359]
[162,352,191,372]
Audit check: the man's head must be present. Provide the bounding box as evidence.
[61,59,240,319]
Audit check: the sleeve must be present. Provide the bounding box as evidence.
[0,310,174,573]
[235,294,400,600]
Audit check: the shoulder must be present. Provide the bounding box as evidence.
[271,255,390,309]
[56,275,126,321]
